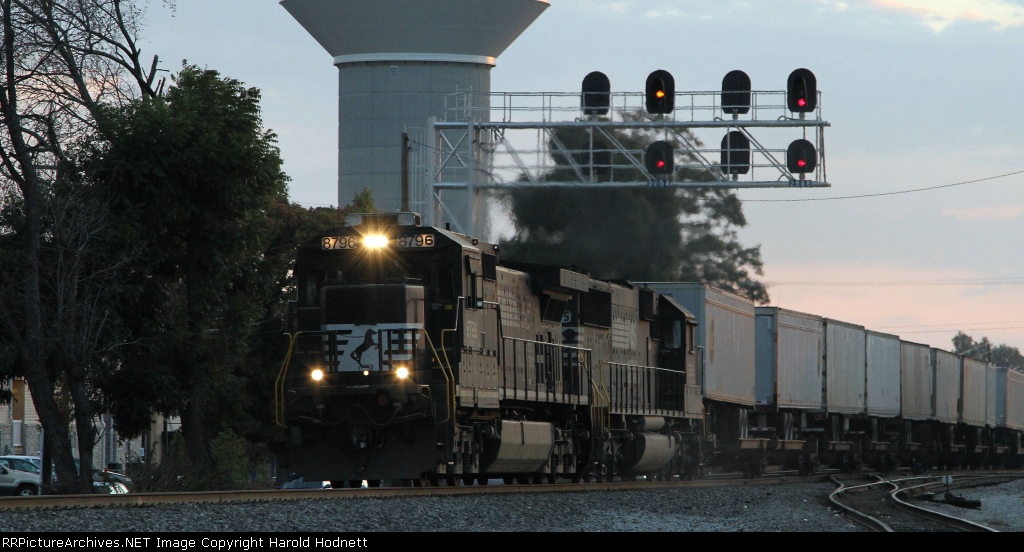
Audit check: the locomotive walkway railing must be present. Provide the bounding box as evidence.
[499,336,592,405]
[604,362,688,417]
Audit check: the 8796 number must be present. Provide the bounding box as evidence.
[322,236,358,250]
[396,234,434,248]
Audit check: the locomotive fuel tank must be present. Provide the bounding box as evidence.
[480,421,555,474]
[620,432,678,475]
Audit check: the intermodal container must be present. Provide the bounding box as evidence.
[931,349,959,424]
[754,307,823,410]
[865,331,901,418]
[901,341,932,420]
[1006,370,1024,431]
[640,283,756,407]
[987,364,1001,428]
[960,356,988,427]
[822,318,866,415]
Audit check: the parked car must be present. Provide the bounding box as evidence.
[49,459,133,494]
[92,468,131,494]
[0,457,41,496]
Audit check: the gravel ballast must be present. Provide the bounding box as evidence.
[5,478,1021,532]
[3,481,865,532]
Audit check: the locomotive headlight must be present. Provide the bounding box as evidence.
[395,366,410,379]
[363,234,388,249]
[311,369,324,382]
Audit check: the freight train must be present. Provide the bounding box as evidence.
[272,212,1023,486]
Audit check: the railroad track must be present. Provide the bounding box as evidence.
[828,472,1016,532]
[0,473,798,511]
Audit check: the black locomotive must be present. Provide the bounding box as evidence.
[274,212,705,486]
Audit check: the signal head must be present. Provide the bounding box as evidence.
[645,141,674,175]
[645,70,675,115]
[787,139,817,174]
[787,68,817,113]
[721,70,752,116]
[581,71,611,116]
[720,131,751,175]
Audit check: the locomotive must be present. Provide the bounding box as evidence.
[273,212,1023,486]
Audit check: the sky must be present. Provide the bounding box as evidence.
[140,0,1024,355]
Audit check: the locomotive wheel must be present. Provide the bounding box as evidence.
[462,475,476,486]
[503,476,515,485]
[366,480,381,488]
[444,474,459,486]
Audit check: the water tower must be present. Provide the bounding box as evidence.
[281,0,550,229]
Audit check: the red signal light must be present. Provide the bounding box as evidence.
[646,141,674,175]
[787,139,817,173]
[787,69,817,113]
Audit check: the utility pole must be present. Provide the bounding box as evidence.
[401,132,410,212]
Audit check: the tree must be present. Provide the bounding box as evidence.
[952,332,1024,371]
[499,115,768,303]
[83,64,289,471]
[0,0,165,493]
[212,200,347,461]
[350,188,375,212]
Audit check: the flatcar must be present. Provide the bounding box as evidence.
[273,212,1023,485]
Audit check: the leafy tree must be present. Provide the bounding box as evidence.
[0,0,166,493]
[499,115,768,303]
[952,332,1024,371]
[83,64,288,470]
[213,200,347,457]
[350,188,376,212]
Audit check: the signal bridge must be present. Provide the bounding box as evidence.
[406,70,830,235]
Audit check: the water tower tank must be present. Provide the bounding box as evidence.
[281,0,549,226]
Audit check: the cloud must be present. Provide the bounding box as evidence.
[941,205,1024,221]
[867,0,1024,31]
[761,262,1024,350]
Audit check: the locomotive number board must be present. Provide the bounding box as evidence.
[321,234,435,250]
